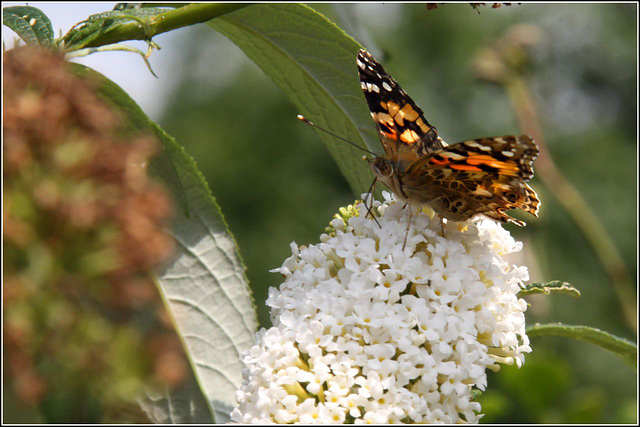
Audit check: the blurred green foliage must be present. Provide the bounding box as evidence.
[158,3,636,423]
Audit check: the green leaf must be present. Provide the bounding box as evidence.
[138,374,214,423]
[71,63,258,422]
[3,6,54,47]
[148,125,258,423]
[518,280,581,298]
[70,63,188,215]
[209,3,378,197]
[527,323,637,370]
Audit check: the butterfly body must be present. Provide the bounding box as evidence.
[357,49,540,226]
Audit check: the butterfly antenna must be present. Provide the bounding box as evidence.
[364,177,381,228]
[297,115,377,156]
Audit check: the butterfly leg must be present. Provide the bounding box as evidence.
[402,203,413,250]
[422,197,447,238]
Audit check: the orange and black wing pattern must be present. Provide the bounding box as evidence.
[403,135,540,224]
[357,49,447,165]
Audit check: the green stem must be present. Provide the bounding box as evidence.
[80,3,252,49]
[527,323,637,370]
[505,76,637,334]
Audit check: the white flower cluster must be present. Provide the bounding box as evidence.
[231,192,531,423]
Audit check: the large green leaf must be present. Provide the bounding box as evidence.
[3,6,54,47]
[209,3,378,197]
[72,64,258,423]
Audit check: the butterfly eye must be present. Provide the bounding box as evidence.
[370,158,394,178]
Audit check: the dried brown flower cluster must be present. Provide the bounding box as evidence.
[3,47,183,422]
[426,3,518,12]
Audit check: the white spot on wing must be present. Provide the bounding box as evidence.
[464,141,483,148]
[473,187,493,197]
[442,151,466,160]
[366,83,380,93]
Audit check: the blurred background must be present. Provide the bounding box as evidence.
[4,2,637,424]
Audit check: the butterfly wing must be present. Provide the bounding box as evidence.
[403,135,540,225]
[357,49,447,165]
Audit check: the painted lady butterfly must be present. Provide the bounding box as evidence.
[357,48,540,226]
